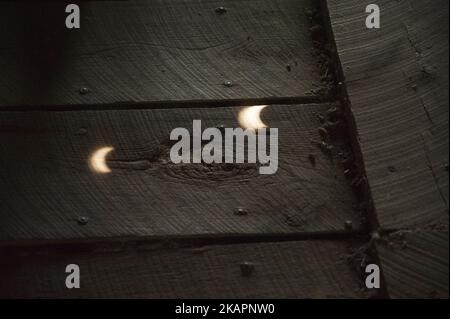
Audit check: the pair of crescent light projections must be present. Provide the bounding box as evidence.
[89,105,268,174]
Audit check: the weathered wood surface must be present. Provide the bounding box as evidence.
[327,0,449,299]
[327,0,449,229]
[0,104,359,240]
[0,0,326,108]
[376,230,449,299]
[0,239,367,298]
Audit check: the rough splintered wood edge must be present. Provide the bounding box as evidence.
[0,239,370,299]
[326,0,449,230]
[0,0,330,107]
[0,103,361,240]
[376,229,449,299]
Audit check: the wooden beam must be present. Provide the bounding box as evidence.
[0,0,326,108]
[0,239,367,298]
[0,103,360,241]
[326,0,449,229]
[327,0,449,298]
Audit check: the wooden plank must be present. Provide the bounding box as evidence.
[0,239,367,298]
[326,0,449,229]
[0,103,360,240]
[376,230,449,299]
[0,0,327,108]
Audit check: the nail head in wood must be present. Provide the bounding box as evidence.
[240,262,255,277]
[234,207,249,216]
[77,216,89,225]
[223,80,233,88]
[344,220,353,231]
[79,87,90,95]
[215,7,227,14]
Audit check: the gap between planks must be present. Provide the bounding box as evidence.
[0,229,368,254]
[0,95,333,112]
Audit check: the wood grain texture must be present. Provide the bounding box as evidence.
[0,104,359,240]
[327,0,449,229]
[0,0,325,107]
[377,230,449,299]
[0,239,367,298]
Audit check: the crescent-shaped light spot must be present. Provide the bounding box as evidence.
[238,105,268,130]
[90,147,114,174]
